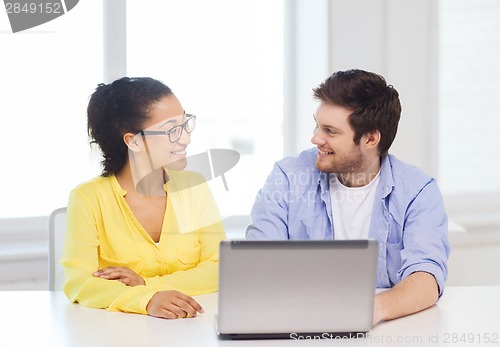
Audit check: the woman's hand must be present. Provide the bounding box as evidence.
[93,267,145,286]
[146,290,204,319]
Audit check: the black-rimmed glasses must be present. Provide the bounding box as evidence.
[140,114,196,143]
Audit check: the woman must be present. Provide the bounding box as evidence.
[62,77,226,319]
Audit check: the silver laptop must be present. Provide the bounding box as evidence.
[215,239,378,340]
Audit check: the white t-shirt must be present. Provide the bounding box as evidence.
[329,171,380,240]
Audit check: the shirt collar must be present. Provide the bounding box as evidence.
[379,155,394,198]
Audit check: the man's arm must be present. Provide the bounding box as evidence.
[373,271,438,325]
[246,162,290,240]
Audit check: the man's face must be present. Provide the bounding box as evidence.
[311,102,366,174]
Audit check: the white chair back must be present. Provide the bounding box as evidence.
[48,207,67,291]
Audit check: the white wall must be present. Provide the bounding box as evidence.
[447,230,500,286]
[329,0,439,176]
[284,0,330,156]
[0,217,48,290]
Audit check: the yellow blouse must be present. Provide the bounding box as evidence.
[62,171,226,314]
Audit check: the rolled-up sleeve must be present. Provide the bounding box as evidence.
[398,179,451,297]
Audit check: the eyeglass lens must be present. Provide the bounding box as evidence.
[168,116,196,142]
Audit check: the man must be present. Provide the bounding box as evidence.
[246,69,450,325]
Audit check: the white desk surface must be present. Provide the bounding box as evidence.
[1,286,499,347]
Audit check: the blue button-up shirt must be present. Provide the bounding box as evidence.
[246,148,450,296]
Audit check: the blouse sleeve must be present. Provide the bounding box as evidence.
[62,189,157,314]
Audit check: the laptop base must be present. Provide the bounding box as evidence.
[217,331,368,340]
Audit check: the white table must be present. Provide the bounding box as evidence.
[1,287,499,347]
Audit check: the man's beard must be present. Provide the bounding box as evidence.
[315,148,364,174]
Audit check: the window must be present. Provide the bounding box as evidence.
[0,2,103,218]
[127,0,284,217]
[439,0,500,194]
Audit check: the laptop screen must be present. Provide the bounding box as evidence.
[216,240,378,338]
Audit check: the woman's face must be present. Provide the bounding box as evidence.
[136,94,192,171]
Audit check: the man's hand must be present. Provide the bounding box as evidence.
[372,271,439,326]
[146,290,204,319]
[93,267,145,286]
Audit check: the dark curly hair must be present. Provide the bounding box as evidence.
[313,69,401,157]
[87,77,173,176]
